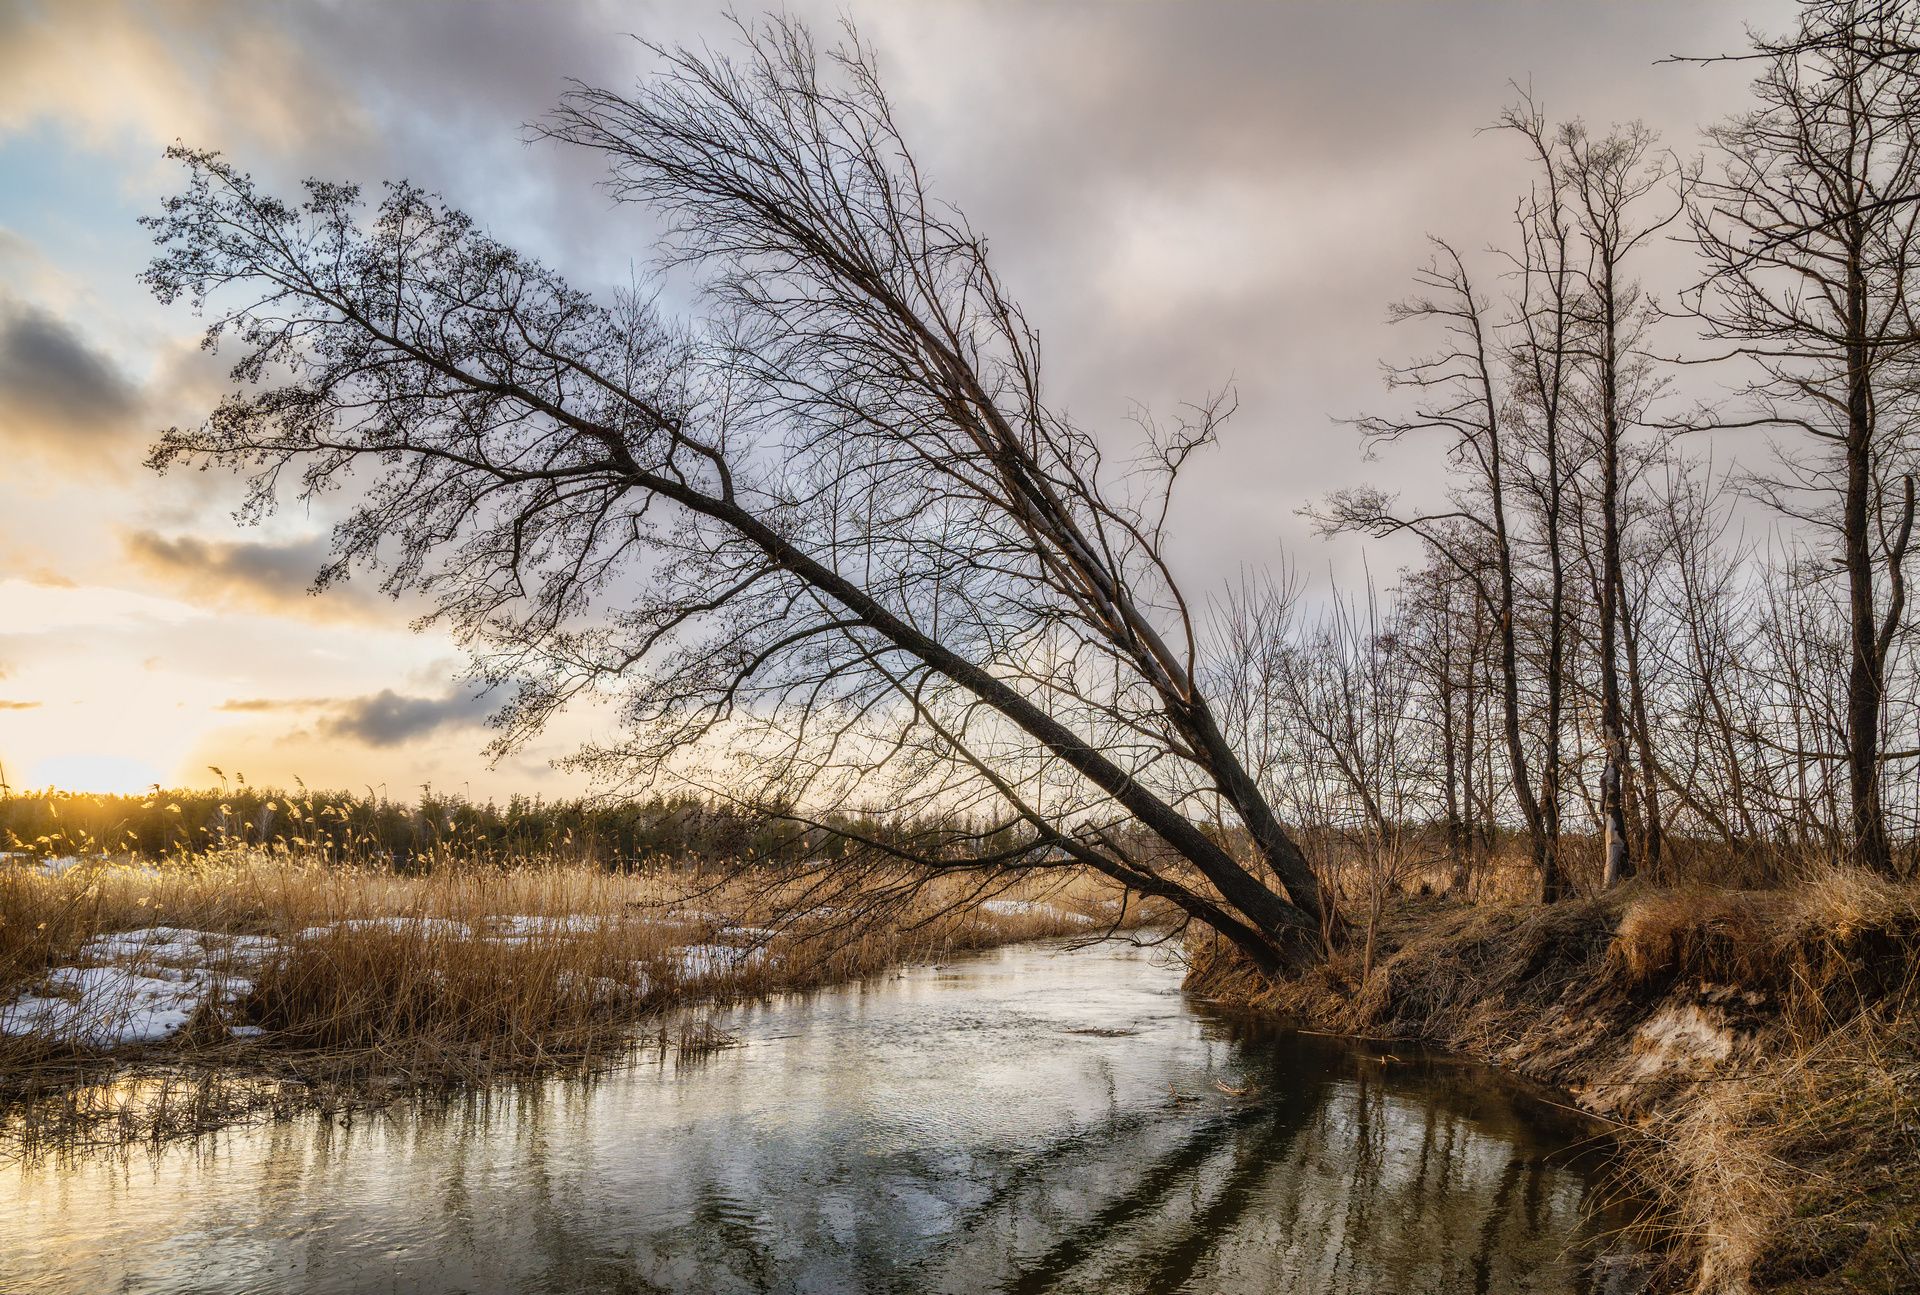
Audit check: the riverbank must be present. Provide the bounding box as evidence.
[1,852,1143,1158]
[1188,870,1920,1294]
[0,940,1634,1294]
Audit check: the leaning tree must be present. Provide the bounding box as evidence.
[142,17,1327,973]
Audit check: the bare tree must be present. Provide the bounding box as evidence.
[140,18,1327,972]
[1317,236,1568,899]
[1401,544,1488,890]
[1560,117,1683,885]
[1499,97,1581,900]
[1687,0,1920,875]
[1279,586,1428,980]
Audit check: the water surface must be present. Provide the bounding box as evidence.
[0,941,1634,1294]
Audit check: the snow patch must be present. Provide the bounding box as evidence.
[672,944,771,981]
[79,927,283,967]
[3,966,206,1047]
[1631,1005,1736,1079]
[557,971,642,1005]
[979,899,1095,925]
[295,917,473,941]
[0,925,275,1050]
[482,914,606,942]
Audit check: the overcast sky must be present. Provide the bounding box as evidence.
[0,0,1795,796]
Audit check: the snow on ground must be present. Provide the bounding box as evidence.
[294,917,474,941]
[0,854,113,876]
[0,900,940,1050]
[979,899,1096,925]
[3,968,209,1047]
[79,926,274,964]
[0,915,776,1049]
[482,914,607,941]
[560,970,649,1003]
[1,927,273,1049]
[671,944,770,980]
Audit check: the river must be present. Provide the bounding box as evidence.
[0,940,1639,1294]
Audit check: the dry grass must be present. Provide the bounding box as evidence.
[1187,868,1920,1293]
[0,850,1146,1158]
[1620,871,1920,1293]
[1641,1007,1920,1294]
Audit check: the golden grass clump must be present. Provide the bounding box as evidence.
[1609,886,1785,992]
[1189,871,1920,1294]
[1610,872,1920,1293]
[1637,1003,1920,1295]
[1606,869,1920,1039]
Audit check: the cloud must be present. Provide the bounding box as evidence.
[122,530,405,624]
[213,689,493,748]
[216,697,332,713]
[317,689,494,749]
[0,299,139,461]
[0,0,1803,800]
[0,699,42,710]
[0,0,368,158]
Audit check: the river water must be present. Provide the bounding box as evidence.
[0,941,1637,1294]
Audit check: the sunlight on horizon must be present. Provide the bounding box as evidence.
[17,752,166,796]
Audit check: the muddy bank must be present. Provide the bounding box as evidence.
[1188,873,1920,1293]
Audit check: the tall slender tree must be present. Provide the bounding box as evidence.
[1564,119,1683,885]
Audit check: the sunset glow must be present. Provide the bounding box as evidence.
[0,0,1777,795]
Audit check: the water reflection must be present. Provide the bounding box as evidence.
[0,943,1631,1294]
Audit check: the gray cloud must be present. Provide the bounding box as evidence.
[0,0,1814,798]
[215,690,493,748]
[92,0,1783,592]
[318,689,494,749]
[0,300,138,459]
[122,530,403,623]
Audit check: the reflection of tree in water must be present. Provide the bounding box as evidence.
[2,949,1630,1295]
[891,1037,1617,1295]
[987,1091,1317,1295]
[420,1048,1619,1294]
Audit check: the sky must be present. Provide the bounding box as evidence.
[0,0,1795,797]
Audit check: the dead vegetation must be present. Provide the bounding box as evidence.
[0,850,1144,1160]
[1188,868,1920,1294]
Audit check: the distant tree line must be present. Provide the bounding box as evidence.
[0,786,925,869]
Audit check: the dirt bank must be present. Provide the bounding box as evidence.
[1188,871,1920,1293]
